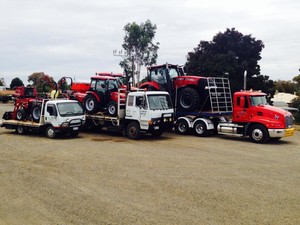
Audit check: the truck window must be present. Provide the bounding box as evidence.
[127,96,134,106]
[47,104,57,116]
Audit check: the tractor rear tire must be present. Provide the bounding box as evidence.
[32,105,41,122]
[16,109,26,121]
[177,87,200,111]
[84,95,99,114]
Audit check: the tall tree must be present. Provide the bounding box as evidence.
[185,28,265,93]
[28,72,55,93]
[10,77,24,89]
[120,19,159,86]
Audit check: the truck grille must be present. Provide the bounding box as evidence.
[285,115,294,128]
[70,119,82,127]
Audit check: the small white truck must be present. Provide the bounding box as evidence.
[1,99,86,138]
[86,90,174,139]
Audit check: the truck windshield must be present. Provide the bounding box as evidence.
[148,94,173,110]
[57,102,84,117]
[250,95,268,106]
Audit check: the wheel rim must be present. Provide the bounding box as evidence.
[47,128,55,138]
[180,94,192,108]
[108,105,116,115]
[16,111,23,120]
[17,126,24,134]
[86,98,94,111]
[195,123,204,135]
[178,122,188,133]
[128,127,137,137]
[252,128,263,141]
[33,108,41,120]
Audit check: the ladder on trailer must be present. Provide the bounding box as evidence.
[205,77,232,113]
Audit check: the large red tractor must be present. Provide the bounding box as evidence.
[139,63,211,111]
[70,75,126,116]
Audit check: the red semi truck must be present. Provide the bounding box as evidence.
[174,78,295,143]
[139,63,295,143]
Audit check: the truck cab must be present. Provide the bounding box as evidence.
[124,91,174,139]
[218,90,295,143]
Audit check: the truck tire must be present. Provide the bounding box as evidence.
[16,109,26,121]
[193,121,208,137]
[177,87,200,111]
[249,124,269,143]
[16,125,26,135]
[107,101,117,116]
[32,105,41,122]
[46,126,57,139]
[175,119,189,135]
[126,121,141,140]
[84,95,99,114]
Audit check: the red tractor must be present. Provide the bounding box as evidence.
[10,86,43,122]
[70,75,126,116]
[139,63,211,111]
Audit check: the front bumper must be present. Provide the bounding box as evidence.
[268,127,295,138]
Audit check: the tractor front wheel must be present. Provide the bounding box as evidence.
[84,95,99,114]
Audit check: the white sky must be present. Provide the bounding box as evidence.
[1,0,300,86]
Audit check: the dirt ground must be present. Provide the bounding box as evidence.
[0,103,299,225]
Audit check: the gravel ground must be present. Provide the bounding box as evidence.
[0,103,299,225]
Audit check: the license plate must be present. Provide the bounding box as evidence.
[154,126,159,130]
[285,128,295,137]
[73,127,79,131]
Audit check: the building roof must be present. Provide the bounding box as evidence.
[271,92,298,104]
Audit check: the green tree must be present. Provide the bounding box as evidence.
[185,28,265,93]
[28,72,55,93]
[274,80,297,94]
[120,19,159,86]
[10,77,24,89]
[292,74,300,96]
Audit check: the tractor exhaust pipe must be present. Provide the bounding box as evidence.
[243,70,247,91]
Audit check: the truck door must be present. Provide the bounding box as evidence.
[233,96,252,122]
[44,104,58,125]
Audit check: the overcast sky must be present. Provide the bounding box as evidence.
[1,0,300,86]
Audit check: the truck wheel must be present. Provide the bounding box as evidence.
[193,121,208,137]
[177,87,200,111]
[16,109,26,121]
[84,95,99,114]
[126,121,141,140]
[249,124,269,143]
[16,125,26,135]
[46,126,57,139]
[32,105,41,122]
[107,101,117,116]
[175,119,189,135]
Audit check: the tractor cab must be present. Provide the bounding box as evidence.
[83,76,125,116]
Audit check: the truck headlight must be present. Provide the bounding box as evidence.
[61,122,69,128]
